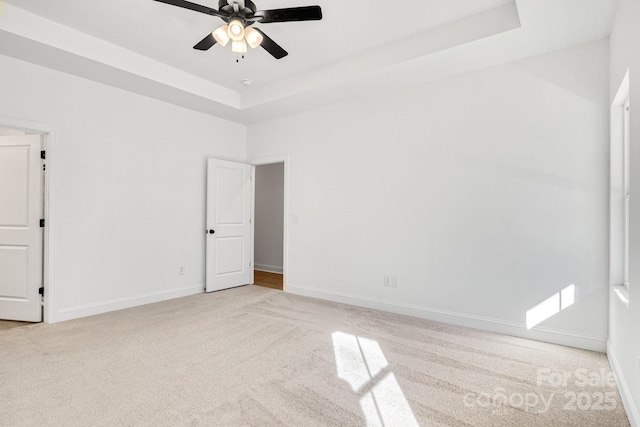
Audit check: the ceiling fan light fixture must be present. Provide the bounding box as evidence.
[227,19,245,41]
[212,25,230,46]
[244,27,263,49]
[156,0,323,61]
[231,39,248,53]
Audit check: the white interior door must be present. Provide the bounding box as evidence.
[0,135,43,322]
[206,158,253,292]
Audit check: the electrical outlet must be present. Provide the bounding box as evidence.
[178,265,185,275]
[384,275,399,288]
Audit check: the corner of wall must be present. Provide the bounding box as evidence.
[608,340,640,427]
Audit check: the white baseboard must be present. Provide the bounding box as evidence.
[255,264,283,274]
[54,285,204,322]
[608,340,640,427]
[286,284,607,352]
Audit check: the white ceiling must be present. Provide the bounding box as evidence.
[0,0,619,123]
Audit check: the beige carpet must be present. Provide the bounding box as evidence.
[0,285,630,426]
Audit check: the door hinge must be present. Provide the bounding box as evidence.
[39,287,44,297]
[41,150,46,160]
[40,219,45,227]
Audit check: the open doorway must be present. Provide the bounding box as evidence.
[253,162,285,291]
[0,116,55,324]
[0,125,45,328]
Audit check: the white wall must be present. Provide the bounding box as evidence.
[247,39,610,352]
[0,54,246,321]
[608,0,640,424]
[254,163,284,273]
[0,126,26,136]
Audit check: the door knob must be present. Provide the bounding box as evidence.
[209,229,215,234]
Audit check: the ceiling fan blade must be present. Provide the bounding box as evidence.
[193,33,217,50]
[253,28,288,59]
[255,6,322,23]
[153,0,225,18]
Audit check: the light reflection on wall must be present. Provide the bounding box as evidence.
[526,284,576,329]
[332,331,419,427]
[613,287,629,304]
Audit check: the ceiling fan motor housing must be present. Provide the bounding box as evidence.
[218,0,257,23]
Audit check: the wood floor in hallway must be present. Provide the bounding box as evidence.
[254,270,283,291]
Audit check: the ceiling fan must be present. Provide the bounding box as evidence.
[153,0,323,60]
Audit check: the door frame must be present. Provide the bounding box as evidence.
[249,155,289,290]
[0,115,57,323]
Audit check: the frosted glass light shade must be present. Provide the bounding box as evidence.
[228,19,245,41]
[244,27,263,48]
[231,40,247,53]
[212,25,230,46]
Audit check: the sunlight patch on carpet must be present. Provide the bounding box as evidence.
[332,331,419,427]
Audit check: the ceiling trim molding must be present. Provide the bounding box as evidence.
[0,4,242,109]
[243,2,521,109]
